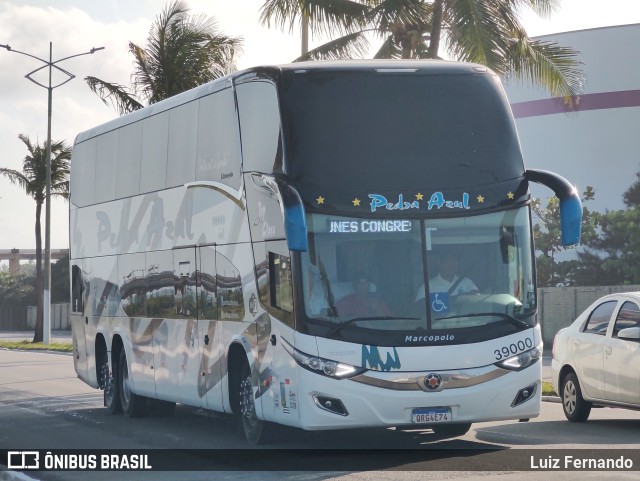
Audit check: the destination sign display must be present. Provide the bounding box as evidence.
[327,219,413,234]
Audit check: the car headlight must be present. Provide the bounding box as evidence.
[496,346,541,371]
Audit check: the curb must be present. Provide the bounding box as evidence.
[542,395,561,403]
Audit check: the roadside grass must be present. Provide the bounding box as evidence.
[542,381,557,396]
[0,340,73,352]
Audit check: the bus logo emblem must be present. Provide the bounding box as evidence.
[424,373,443,391]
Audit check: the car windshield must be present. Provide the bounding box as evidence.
[299,207,536,346]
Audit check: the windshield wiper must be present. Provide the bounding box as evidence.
[326,316,419,338]
[434,312,531,330]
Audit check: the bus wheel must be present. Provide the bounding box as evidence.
[103,356,122,414]
[238,359,267,445]
[432,423,472,438]
[561,372,591,422]
[118,350,146,418]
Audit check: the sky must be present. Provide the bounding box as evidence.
[0,0,639,252]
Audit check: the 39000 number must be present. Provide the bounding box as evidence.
[493,338,533,360]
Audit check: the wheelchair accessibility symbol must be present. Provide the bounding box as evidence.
[430,293,450,313]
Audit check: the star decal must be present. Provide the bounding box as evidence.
[507,191,515,200]
[415,193,424,201]
[476,195,485,203]
[316,196,325,205]
[352,198,361,207]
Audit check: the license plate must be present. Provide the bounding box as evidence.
[412,407,452,424]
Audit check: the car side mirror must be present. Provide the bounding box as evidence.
[617,326,640,340]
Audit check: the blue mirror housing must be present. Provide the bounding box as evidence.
[560,195,582,246]
[284,203,308,252]
[526,169,582,246]
[265,177,308,252]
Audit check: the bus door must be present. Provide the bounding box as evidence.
[261,240,299,425]
[152,247,201,405]
[70,261,89,383]
[196,245,224,411]
[212,243,252,413]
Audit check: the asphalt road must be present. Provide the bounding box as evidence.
[1,345,640,481]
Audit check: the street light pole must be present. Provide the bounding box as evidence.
[0,42,104,344]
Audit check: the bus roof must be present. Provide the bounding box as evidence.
[74,60,493,144]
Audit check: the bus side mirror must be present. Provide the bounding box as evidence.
[526,169,582,247]
[283,203,308,252]
[260,175,309,252]
[559,196,582,247]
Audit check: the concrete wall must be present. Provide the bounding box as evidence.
[538,285,640,346]
[26,303,71,330]
[504,23,640,215]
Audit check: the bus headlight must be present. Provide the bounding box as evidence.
[496,347,541,371]
[293,349,367,379]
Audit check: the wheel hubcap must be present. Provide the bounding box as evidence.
[563,380,576,414]
[240,377,256,421]
[122,361,131,405]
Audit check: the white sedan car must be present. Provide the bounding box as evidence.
[552,292,640,422]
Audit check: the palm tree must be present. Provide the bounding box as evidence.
[86,0,243,115]
[260,0,583,99]
[0,134,71,343]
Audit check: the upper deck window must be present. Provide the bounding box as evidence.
[280,71,523,193]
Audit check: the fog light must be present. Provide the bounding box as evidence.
[511,383,537,407]
[313,395,349,416]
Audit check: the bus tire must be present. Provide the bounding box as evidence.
[118,350,147,418]
[431,423,472,438]
[561,372,591,422]
[237,358,269,445]
[104,356,122,415]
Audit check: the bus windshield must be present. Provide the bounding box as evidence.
[300,207,536,346]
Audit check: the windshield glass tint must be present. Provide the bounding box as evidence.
[280,71,523,193]
[299,207,535,346]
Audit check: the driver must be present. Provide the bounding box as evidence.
[337,272,391,318]
[415,252,479,303]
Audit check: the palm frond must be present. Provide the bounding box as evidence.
[372,34,402,59]
[0,168,29,191]
[505,36,584,100]
[294,31,370,61]
[508,0,561,18]
[260,0,369,37]
[2,134,71,203]
[85,76,143,115]
[367,0,431,34]
[444,0,507,71]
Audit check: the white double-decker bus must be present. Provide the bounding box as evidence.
[69,60,582,444]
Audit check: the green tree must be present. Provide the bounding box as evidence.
[260,0,583,99]
[0,271,36,310]
[0,134,71,342]
[576,208,640,286]
[623,171,640,208]
[86,0,243,115]
[532,186,597,287]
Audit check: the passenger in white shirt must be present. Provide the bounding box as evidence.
[415,253,479,302]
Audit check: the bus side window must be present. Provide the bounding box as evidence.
[253,248,294,328]
[72,264,84,314]
[269,252,293,314]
